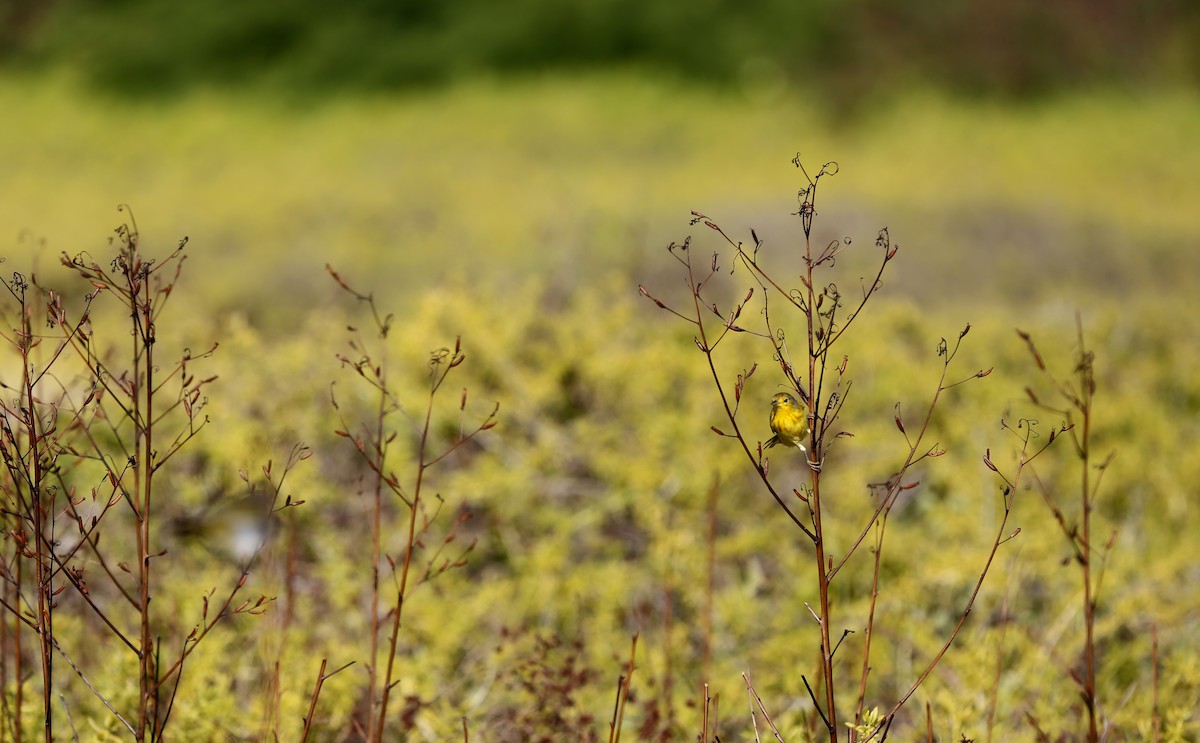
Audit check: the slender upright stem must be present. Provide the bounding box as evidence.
[21,303,54,740]
[1021,322,1105,742]
[803,230,838,742]
[136,252,156,741]
[374,385,433,740]
[854,520,887,737]
[366,372,386,738]
[1077,337,1098,743]
[11,557,22,743]
[811,474,837,741]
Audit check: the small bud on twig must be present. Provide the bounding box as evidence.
[638,284,668,310]
[1016,329,1046,370]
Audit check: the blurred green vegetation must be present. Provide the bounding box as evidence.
[4,0,1200,103]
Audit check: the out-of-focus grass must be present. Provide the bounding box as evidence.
[851,89,1200,233]
[3,73,1198,327]
[2,72,818,324]
[844,89,1200,304]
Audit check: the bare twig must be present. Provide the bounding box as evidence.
[300,658,355,743]
[743,673,787,743]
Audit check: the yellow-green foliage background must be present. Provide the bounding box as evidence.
[2,70,1199,741]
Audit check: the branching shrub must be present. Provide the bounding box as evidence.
[1017,320,1117,741]
[321,265,497,741]
[0,211,305,741]
[640,156,1063,741]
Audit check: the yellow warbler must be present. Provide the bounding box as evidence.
[766,392,808,452]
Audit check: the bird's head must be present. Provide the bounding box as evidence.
[772,392,799,408]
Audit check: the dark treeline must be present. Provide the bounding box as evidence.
[2,0,1198,101]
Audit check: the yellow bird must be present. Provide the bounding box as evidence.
[766,392,808,452]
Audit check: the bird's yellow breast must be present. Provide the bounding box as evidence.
[770,403,808,441]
